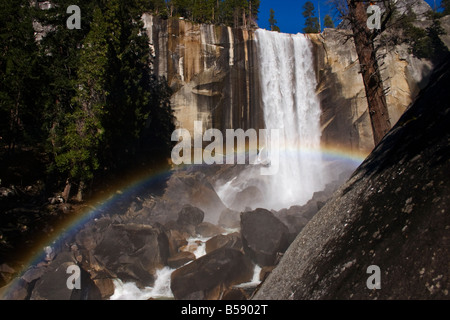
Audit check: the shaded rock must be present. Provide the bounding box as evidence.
[21,266,46,284]
[165,228,188,256]
[0,264,15,287]
[218,208,241,229]
[170,248,253,300]
[241,209,290,266]
[29,251,101,300]
[168,252,196,269]
[259,266,275,282]
[93,278,115,300]
[195,222,225,238]
[0,187,16,198]
[93,223,169,288]
[254,56,450,300]
[153,170,228,224]
[177,205,205,227]
[222,287,248,300]
[0,278,29,300]
[231,186,264,211]
[205,233,242,254]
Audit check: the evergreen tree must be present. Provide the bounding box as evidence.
[54,7,108,200]
[0,0,41,152]
[269,8,280,32]
[37,0,95,176]
[323,14,335,28]
[302,1,320,33]
[400,10,448,61]
[442,0,450,15]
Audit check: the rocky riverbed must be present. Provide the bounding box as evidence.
[1,161,350,300]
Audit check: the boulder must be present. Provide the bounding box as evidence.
[165,228,188,256]
[0,264,15,287]
[170,248,254,300]
[222,288,248,300]
[93,223,169,288]
[218,208,241,229]
[195,222,225,238]
[153,170,228,224]
[93,278,115,300]
[177,205,205,227]
[29,251,102,300]
[231,186,264,211]
[205,233,242,254]
[168,252,196,269]
[240,209,290,266]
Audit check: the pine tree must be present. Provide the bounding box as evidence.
[323,14,334,28]
[302,1,320,33]
[346,0,391,145]
[37,0,95,176]
[442,0,450,15]
[55,7,108,201]
[269,8,280,32]
[0,0,41,152]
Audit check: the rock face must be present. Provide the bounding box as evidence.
[92,223,169,288]
[309,29,435,154]
[205,232,242,254]
[170,247,254,300]
[240,209,290,267]
[253,56,450,300]
[143,14,264,136]
[177,205,205,227]
[142,9,447,156]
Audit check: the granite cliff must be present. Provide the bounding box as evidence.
[143,10,447,155]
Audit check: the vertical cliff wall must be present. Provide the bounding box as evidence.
[142,14,439,155]
[143,14,263,135]
[309,29,434,154]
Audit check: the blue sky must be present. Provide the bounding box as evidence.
[257,0,443,34]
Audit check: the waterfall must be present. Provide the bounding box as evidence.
[257,29,325,209]
[215,29,326,211]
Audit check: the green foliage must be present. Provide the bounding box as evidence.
[323,14,334,29]
[0,0,42,150]
[442,0,450,15]
[269,8,280,32]
[55,7,107,181]
[166,0,259,27]
[302,1,320,33]
[1,0,176,198]
[399,10,448,61]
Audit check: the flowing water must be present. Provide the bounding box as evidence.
[216,29,326,211]
[110,29,326,300]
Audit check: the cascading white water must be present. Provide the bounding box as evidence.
[110,29,328,300]
[256,29,325,209]
[216,29,326,211]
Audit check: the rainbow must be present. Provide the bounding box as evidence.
[0,145,368,299]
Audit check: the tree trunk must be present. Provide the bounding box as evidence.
[348,0,391,146]
[62,179,72,203]
[76,180,85,202]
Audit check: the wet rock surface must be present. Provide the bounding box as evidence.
[170,248,254,300]
[0,160,352,300]
[241,209,290,267]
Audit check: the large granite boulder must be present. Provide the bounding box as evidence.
[170,248,253,300]
[254,56,450,300]
[93,223,170,288]
[205,232,242,254]
[30,251,101,300]
[240,209,290,266]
